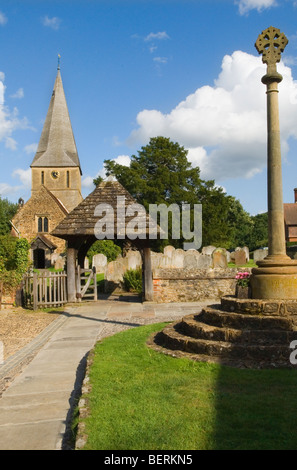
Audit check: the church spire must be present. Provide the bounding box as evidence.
[31,66,82,174]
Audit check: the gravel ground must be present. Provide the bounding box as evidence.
[0,307,60,361]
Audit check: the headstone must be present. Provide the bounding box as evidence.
[253,248,268,263]
[184,249,200,269]
[106,259,125,282]
[92,253,107,272]
[171,249,185,268]
[212,248,228,268]
[234,249,247,266]
[163,245,175,259]
[243,246,250,262]
[126,250,142,270]
[54,256,65,270]
[202,246,216,256]
[197,254,212,269]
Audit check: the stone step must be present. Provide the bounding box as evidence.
[156,323,292,363]
[177,315,297,345]
[198,307,294,331]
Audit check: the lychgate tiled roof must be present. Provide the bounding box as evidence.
[51,178,157,239]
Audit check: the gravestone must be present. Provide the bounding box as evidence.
[212,248,228,268]
[235,249,247,266]
[253,248,268,263]
[197,254,212,269]
[93,253,107,272]
[126,250,142,270]
[171,249,185,268]
[184,250,200,269]
[163,245,175,259]
[202,246,216,256]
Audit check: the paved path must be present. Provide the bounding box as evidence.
[0,297,212,450]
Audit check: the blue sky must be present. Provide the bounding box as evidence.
[1,0,297,215]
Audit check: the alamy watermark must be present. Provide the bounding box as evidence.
[94,196,202,251]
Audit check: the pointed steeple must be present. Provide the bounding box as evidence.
[31,68,82,173]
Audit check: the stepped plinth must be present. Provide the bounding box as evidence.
[148,296,297,369]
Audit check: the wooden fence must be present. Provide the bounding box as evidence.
[23,271,67,310]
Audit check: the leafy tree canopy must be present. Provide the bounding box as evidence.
[96,136,268,251]
[0,197,18,235]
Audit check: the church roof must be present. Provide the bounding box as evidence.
[31,68,82,173]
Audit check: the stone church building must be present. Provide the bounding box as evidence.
[12,66,83,269]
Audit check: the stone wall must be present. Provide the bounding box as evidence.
[152,268,239,303]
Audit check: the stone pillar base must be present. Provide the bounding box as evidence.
[251,255,297,299]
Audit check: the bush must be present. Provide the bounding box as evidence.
[87,240,122,265]
[0,237,30,290]
[123,268,142,294]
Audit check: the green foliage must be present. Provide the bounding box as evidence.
[0,197,18,235]
[0,236,30,289]
[123,268,142,293]
[87,240,122,265]
[93,175,103,187]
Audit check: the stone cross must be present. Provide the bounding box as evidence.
[251,27,297,300]
[255,26,288,67]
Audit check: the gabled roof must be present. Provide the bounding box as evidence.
[284,203,297,226]
[51,178,158,239]
[31,69,81,173]
[31,234,57,251]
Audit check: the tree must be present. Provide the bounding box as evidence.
[103,136,238,249]
[0,197,18,235]
[87,240,122,265]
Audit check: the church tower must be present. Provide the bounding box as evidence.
[30,65,83,213]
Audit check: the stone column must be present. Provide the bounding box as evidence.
[251,27,297,299]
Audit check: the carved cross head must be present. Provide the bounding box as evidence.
[255,26,288,65]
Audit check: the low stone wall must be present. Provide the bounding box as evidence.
[152,268,240,303]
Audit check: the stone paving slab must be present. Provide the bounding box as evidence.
[0,298,211,450]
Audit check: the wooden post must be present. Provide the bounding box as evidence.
[143,246,153,302]
[67,247,78,302]
[33,272,38,310]
[93,266,97,301]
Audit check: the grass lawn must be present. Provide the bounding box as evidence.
[77,323,297,450]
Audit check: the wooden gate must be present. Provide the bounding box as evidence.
[23,271,67,310]
[76,266,97,301]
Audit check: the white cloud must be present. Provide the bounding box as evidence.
[128,50,297,183]
[235,0,278,15]
[145,32,170,42]
[83,155,132,191]
[42,15,61,30]
[12,168,31,187]
[24,143,38,154]
[0,74,30,150]
[0,11,7,26]
[153,57,168,64]
[10,88,24,99]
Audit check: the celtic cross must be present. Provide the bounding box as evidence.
[255,26,288,66]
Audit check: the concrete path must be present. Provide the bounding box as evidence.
[0,297,211,450]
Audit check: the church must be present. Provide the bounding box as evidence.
[11,65,83,269]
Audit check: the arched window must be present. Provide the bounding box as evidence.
[43,217,48,232]
[41,171,44,185]
[67,171,70,188]
[38,217,43,232]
